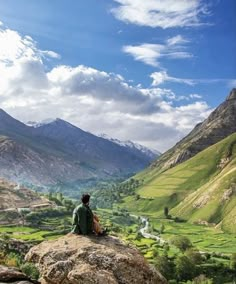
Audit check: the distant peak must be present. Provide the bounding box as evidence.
[226,88,236,101]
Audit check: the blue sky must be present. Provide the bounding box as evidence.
[0,0,235,151]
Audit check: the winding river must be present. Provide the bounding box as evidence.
[132,215,166,244]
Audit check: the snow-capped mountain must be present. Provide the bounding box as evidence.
[26,118,58,128]
[99,133,161,161]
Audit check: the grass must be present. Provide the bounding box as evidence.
[149,217,236,254]
[0,214,72,241]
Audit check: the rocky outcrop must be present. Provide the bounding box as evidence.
[151,89,236,173]
[0,238,39,256]
[0,265,38,284]
[25,234,167,284]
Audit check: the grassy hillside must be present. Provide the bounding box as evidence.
[120,133,236,233]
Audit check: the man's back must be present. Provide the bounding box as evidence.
[72,203,93,235]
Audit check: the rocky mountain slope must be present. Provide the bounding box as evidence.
[0,109,158,187]
[150,88,236,173]
[26,234,167,284]
[0,178,53,225]
[0,179,52,210]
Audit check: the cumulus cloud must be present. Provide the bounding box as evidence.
[111,0,210,29]
[123,35,192,67]
[0,25,212,152]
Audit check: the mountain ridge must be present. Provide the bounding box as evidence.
[0,110,159,189]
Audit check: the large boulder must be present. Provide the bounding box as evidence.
[25,234,167,284]
[0,265,38,284]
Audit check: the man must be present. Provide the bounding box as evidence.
[71,193,105,235]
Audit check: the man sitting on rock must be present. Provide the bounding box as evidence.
[71,193,106,236]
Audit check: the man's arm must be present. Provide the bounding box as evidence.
[71,208,79,234]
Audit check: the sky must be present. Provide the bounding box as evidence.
[0,0,235,152]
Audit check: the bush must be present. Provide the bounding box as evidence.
[170,235,192,252]
[20,262,40,280]
[155,255,174,280]
[4,252,23,267]
[175,255,196,281]
[185,249,202,265]
[230,253,236,270]
[193,274,213,283]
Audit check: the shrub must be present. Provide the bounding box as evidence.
[174,255,196,281]
[20,262,40,280]
[170,235,192,252]
[155,255,174,280]
[193,274,213,284]
[185,249,202,265]
[230,253,236,271]
[4,252,23,267]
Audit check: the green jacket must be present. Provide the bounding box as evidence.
[71,204,93,235]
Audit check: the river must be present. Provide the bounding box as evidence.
[131,214,166,244]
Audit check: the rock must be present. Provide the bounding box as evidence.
[226,88,236,100]
[25,234,167,284]
[0,265,37,284]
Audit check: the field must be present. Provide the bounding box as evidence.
[0,215,71,241]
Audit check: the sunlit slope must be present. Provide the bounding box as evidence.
[123,133,236,231]
[172,135,236,233]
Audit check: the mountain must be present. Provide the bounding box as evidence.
[99,133,160,161]
[150,88,236,173]
[121,89,236,233]
[126,133,236,233]
[0,110,157,188]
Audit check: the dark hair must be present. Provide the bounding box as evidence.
[81,194,90,204]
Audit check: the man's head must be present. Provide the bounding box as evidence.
[81,193,90,205]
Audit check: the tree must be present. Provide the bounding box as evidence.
[193,275,213,284]
[160,224,165,234]
[155,255,174,280]
[175,255,196,281]
[163,243,170,257]
[135,232,142,241]
[171,235,192,252]
[135,194,140,200]
[164,207,169,218]
[185,249,202,265]
[230,253,236,271]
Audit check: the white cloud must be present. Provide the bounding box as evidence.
[0,24,212,152]
[111,0,210,29]
[189,94,202,99]
[151,71,195,86]
[166,35,189,46]
[150,71,236,88]
[123,35,192,66]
